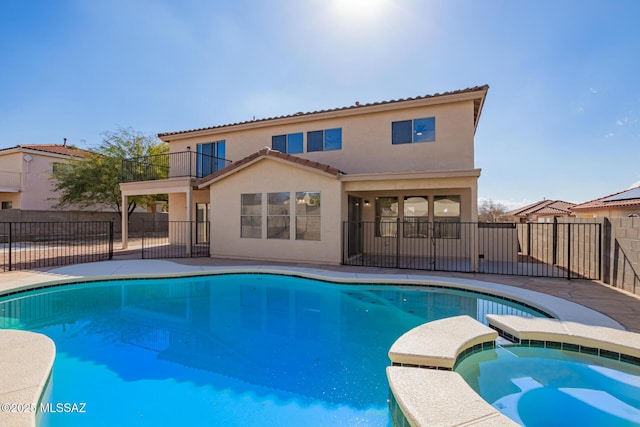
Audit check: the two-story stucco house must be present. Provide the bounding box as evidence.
[120,85,489,265]
[0,143,92,211]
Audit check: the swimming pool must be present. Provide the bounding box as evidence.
[456,344,640,426]
[0,273,543,426]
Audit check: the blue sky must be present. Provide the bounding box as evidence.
[1,0,639,209]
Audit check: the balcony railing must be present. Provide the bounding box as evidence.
[121,151,231,182]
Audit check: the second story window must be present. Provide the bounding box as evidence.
[197,141,226,176]
[307,128,342,152]
[272,133,303,154]
[392,117,436,144]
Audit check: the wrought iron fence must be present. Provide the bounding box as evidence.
[0,222,113,272]
[141,221,210,259]
[121,151,231,182]
[342,221,601,279]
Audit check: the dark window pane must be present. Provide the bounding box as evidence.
[392,120,412,144]
[272,135,286,152]
[414,117,435,142]
[268,192,290,215]
[241,193,262,216]
[215,141,226,171]
[324,128,342,150]
[288,133,303,154]
[307,130,324,152]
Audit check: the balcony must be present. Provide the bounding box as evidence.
[121,151,231,183]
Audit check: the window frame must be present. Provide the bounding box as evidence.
[403,196,429,238]
[307,128,342,152]
[433,195,461,239]
[197,141,226,176]
[267,192,291,239]
[272,132,303,154]
[295,191,321,241]
[240,193,262,239]
[375,196,399,237]
[392,117,436,144]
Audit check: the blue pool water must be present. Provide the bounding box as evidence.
[456,345,640,426]
[0,273,541,426]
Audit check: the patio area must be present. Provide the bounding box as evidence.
[1,255,639,332]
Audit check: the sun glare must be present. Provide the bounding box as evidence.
[330,0,388,24]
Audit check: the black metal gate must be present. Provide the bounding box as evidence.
[141,221,210,259]
[342,221,601,279]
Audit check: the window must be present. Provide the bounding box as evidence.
[434,195,460,238]
[392,117,435,144]
[1,201,12,210]
[307,128,342,152]
[296,192,321,241]
[241,194,262,238]
[375,197,398,237]
[272,133,303,154]
[403,196,429,238]
[267,192,290,239]
[197,141,226,176]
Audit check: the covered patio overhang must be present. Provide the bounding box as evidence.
[339,168,482,271]
[341,168,482,220]
[119,177,197,250]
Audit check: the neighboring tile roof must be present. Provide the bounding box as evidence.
[572,186,640,210]
[160,85,489,139]
[0,144,93,158]
[198,148,343,187]
[504,200,576,218]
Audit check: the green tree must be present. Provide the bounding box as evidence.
[478,199,508,222]
[51,127,168,216]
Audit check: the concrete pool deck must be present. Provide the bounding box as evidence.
[3,257,637,330]
[1,258,640,427]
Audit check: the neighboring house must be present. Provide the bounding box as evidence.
[501,200,576,223]
[571,186,640,218]
[120,85,489,264]
[0,143,92,211]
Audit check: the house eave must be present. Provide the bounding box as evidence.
[159,87,489,142]
[340,169,482,182]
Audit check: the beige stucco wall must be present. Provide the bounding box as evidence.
[0,150,73,210]
[208,159,342,264]
[167,189,209,221]
[164,99,477,176]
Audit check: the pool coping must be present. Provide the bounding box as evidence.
[387,314,640,427]
[0,260,631,426]
[0,330,55,427]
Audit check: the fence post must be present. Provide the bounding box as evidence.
[598,222,602,281]
[141,226,146,259]
[567,222,572,280]
[108,220,114,260]
[395,218,400,269]
[8,222,12,272]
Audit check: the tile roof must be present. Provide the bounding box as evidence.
[572,186,640,210]
[0,144,93,158]
[159,85,489,139]
[197,148,344,187]
[504,200,576,217]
